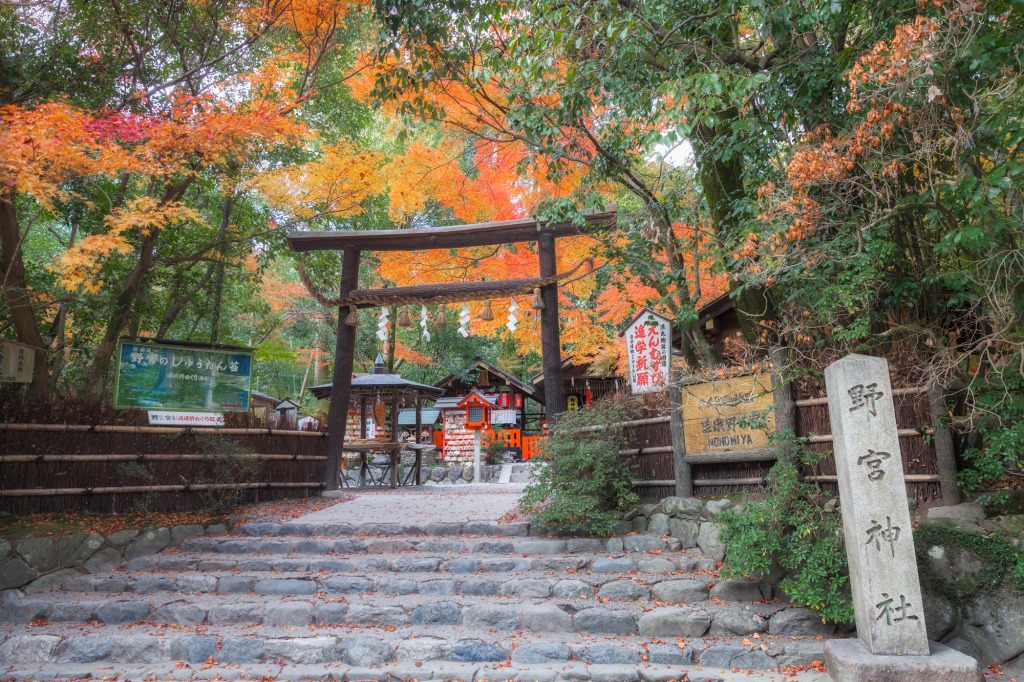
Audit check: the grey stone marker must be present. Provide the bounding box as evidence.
[824,354,982,682]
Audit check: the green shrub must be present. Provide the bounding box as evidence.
[164,432,257,516]
[957,355,1024,509]
[519,395,642,536]
[718,437,854,623]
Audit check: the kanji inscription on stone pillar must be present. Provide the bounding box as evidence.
[824,354,929,656]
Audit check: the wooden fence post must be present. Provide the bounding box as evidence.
[770,346,797,446]
[670,368,693,498]
[929,381,962,505]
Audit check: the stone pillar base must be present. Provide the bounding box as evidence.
[824,639,982,682]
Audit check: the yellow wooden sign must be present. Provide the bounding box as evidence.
[680,373,775,453]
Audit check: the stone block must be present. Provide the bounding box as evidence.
[397,636,452,662]
[699,644,776,670]
[15,538,57,573]
[463,604,519,630]
[566,538,604,552]
[924,503,985,524]
[393,556,441,572]
[152,602,207,626]
[451,639,507,663]
[176,574,218,593]
[313,601,348,624]
[0,634,61,663]
[515,540,566,554]
[264,601,314,626]
[552,579,592,599]
[705,498,734,515]
[500,578,552,598]
[459,578,501,596]
[264,636,336,664]
[47,601,99,621]
[255,578,316,595]
[473,540,516,553]
[652,578,709,603]
[605,537,624,552]
[597,579,649,601]
[56,635,113,663]
[174,636,219,664]
[56,533,104,567]
[208,602,263,624]
[23,568,80,594]
[574,607,638,634]
[322,576,373,593]
[340,636,396,666]
[637,557,676,573]
[410,601,461,625]
[520,603,573,632]
[512,642,572,664]
[0,557,37,590]
[582,644,642,664]
[647,513,670,535]
[220,637,265,663]
[660,496,705,518]
[170,524,205,545]
[377,577,418,594]
[638,607,711,637]
[709,578,763,602]
[419,578,457,595]
[590,556,635,573]
[217,575,256,593]
[97,600,152,624]
[710,604,768,635]
[823,639,983,682]
[769,607,838,636]
[108,635,172,663]
[647,643,693,665]
[668,518,700,548]
[623,535,667,552]
[294,538,334,554]
[480,557,531,572]
[346,605,409,627]
[124,528,170,561]
[697,521,726,561]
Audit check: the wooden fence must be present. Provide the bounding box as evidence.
[0,423,326,514]
[616,385,946,502]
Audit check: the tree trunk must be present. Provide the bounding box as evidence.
[692,115,774,350]
[208,196,234,344]
[81,230,158,412]
[0,194,50,401]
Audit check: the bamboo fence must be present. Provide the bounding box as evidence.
[0,422,327,514]
[616,384,943,502]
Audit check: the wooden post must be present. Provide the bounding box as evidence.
[929,382,962,505]
[324,246,361,490]
[390,388,399,488]
[415,395,423,484]
[669,369,693,497]
[538,230,567,416]
[770,346,797,445]
[359,397,367,438]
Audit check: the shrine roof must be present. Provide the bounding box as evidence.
[286,209,616,252]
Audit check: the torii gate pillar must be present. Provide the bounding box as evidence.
[538,231,567,416]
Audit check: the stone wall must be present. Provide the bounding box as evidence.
[0,522,229,593]
[645,495,1024,666]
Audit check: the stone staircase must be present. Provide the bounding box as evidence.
[0,521,837,681]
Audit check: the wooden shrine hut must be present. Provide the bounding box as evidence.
[671,293,745,365]
[532,356,624,411]
[288,209,617,488]
[432,357,545,459]
[308,354,445,487]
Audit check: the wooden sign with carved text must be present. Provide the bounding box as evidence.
[680,373,775,454]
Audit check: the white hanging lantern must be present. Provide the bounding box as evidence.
[420,305,431,342]
[458,303,471,338]
[506,297,519,332]
[376,307,390,342]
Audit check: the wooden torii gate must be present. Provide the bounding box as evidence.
[287,209,617,489]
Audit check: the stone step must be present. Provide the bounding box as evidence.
[0,620,832,672]
[2,588,825,638]
[123,548,715,577]
[173,532,677,557]
[57,567,734,603]
[0,660,828,682]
